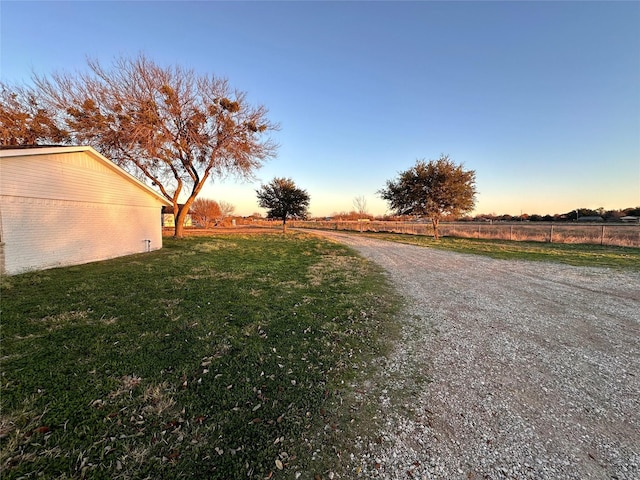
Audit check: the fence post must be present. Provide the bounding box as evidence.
[601,225,605,246]
[550,224,554,243]
[510,225,513,241]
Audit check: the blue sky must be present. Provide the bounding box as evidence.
[2,1,639,217]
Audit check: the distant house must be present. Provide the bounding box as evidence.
[162,205,193,228]
[620,216,640,224]
[577,216,604,222]
[0,145,171,275]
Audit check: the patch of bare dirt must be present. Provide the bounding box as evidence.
[308,230,640,480]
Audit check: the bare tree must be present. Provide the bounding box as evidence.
[32,55,278,237]
[191,198,221,228]
[353,195,368,217]
[217,200,235,220]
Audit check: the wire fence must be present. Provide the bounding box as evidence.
[286,220,640,248]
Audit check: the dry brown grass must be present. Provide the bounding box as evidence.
[296,221,640,247]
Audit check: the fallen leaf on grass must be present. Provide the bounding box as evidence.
[168,450,180,461]
[28,426,50,436]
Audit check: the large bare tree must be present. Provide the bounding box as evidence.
[32,55,278,237]
[379,155,477,239]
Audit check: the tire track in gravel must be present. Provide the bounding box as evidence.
[308,230,640,480]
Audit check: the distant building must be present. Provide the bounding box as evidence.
[620,216,639,224]
[162,205,193,227]
[577,216,604,222]
[0,145,170,275]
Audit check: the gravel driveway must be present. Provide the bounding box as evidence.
[309,230,640,480]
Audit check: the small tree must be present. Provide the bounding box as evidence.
[191,198,221,228]
[217,200,235,220]
[353,195,368,218]
[256,177,310,232]
[378,155,477,239]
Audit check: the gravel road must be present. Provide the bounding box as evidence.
[309,230,640,480]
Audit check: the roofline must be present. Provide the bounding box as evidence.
[0,145,172,207]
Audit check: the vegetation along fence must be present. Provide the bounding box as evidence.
[289,221,640,248]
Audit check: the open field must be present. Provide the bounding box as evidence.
[290,221,640,247]
[0,233,398,479]
[357,233,640,270]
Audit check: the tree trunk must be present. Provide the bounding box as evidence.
[170,202,182,238]
[432,217,440,240]
[174,208,186,238]
[174,201,194,238]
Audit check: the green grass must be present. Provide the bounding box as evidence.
[362,232,640,270]
[0,233,399,479]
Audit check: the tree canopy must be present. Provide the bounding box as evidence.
[379,155,477,239]
[2,55,278,237]
[0,82,69,146]
[256,177,310,232]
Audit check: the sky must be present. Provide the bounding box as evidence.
[1,1,639,217]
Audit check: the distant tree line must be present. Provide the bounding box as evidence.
[463,207,640,223]
[315,207,639,223]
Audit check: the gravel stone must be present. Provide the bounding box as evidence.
[311,230,640,480]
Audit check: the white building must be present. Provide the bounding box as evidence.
[0,146,171,275]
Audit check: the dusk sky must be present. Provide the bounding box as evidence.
[2,1,639,217]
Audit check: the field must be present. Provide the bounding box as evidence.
[0,233,398,479]
[2,230,637,479]
[290,220,640,247]
[357,233,640,269]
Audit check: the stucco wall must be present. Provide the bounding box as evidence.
[0,148,167,275]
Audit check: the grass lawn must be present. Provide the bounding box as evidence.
[361,232,640,270]
[1,233,398,479]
